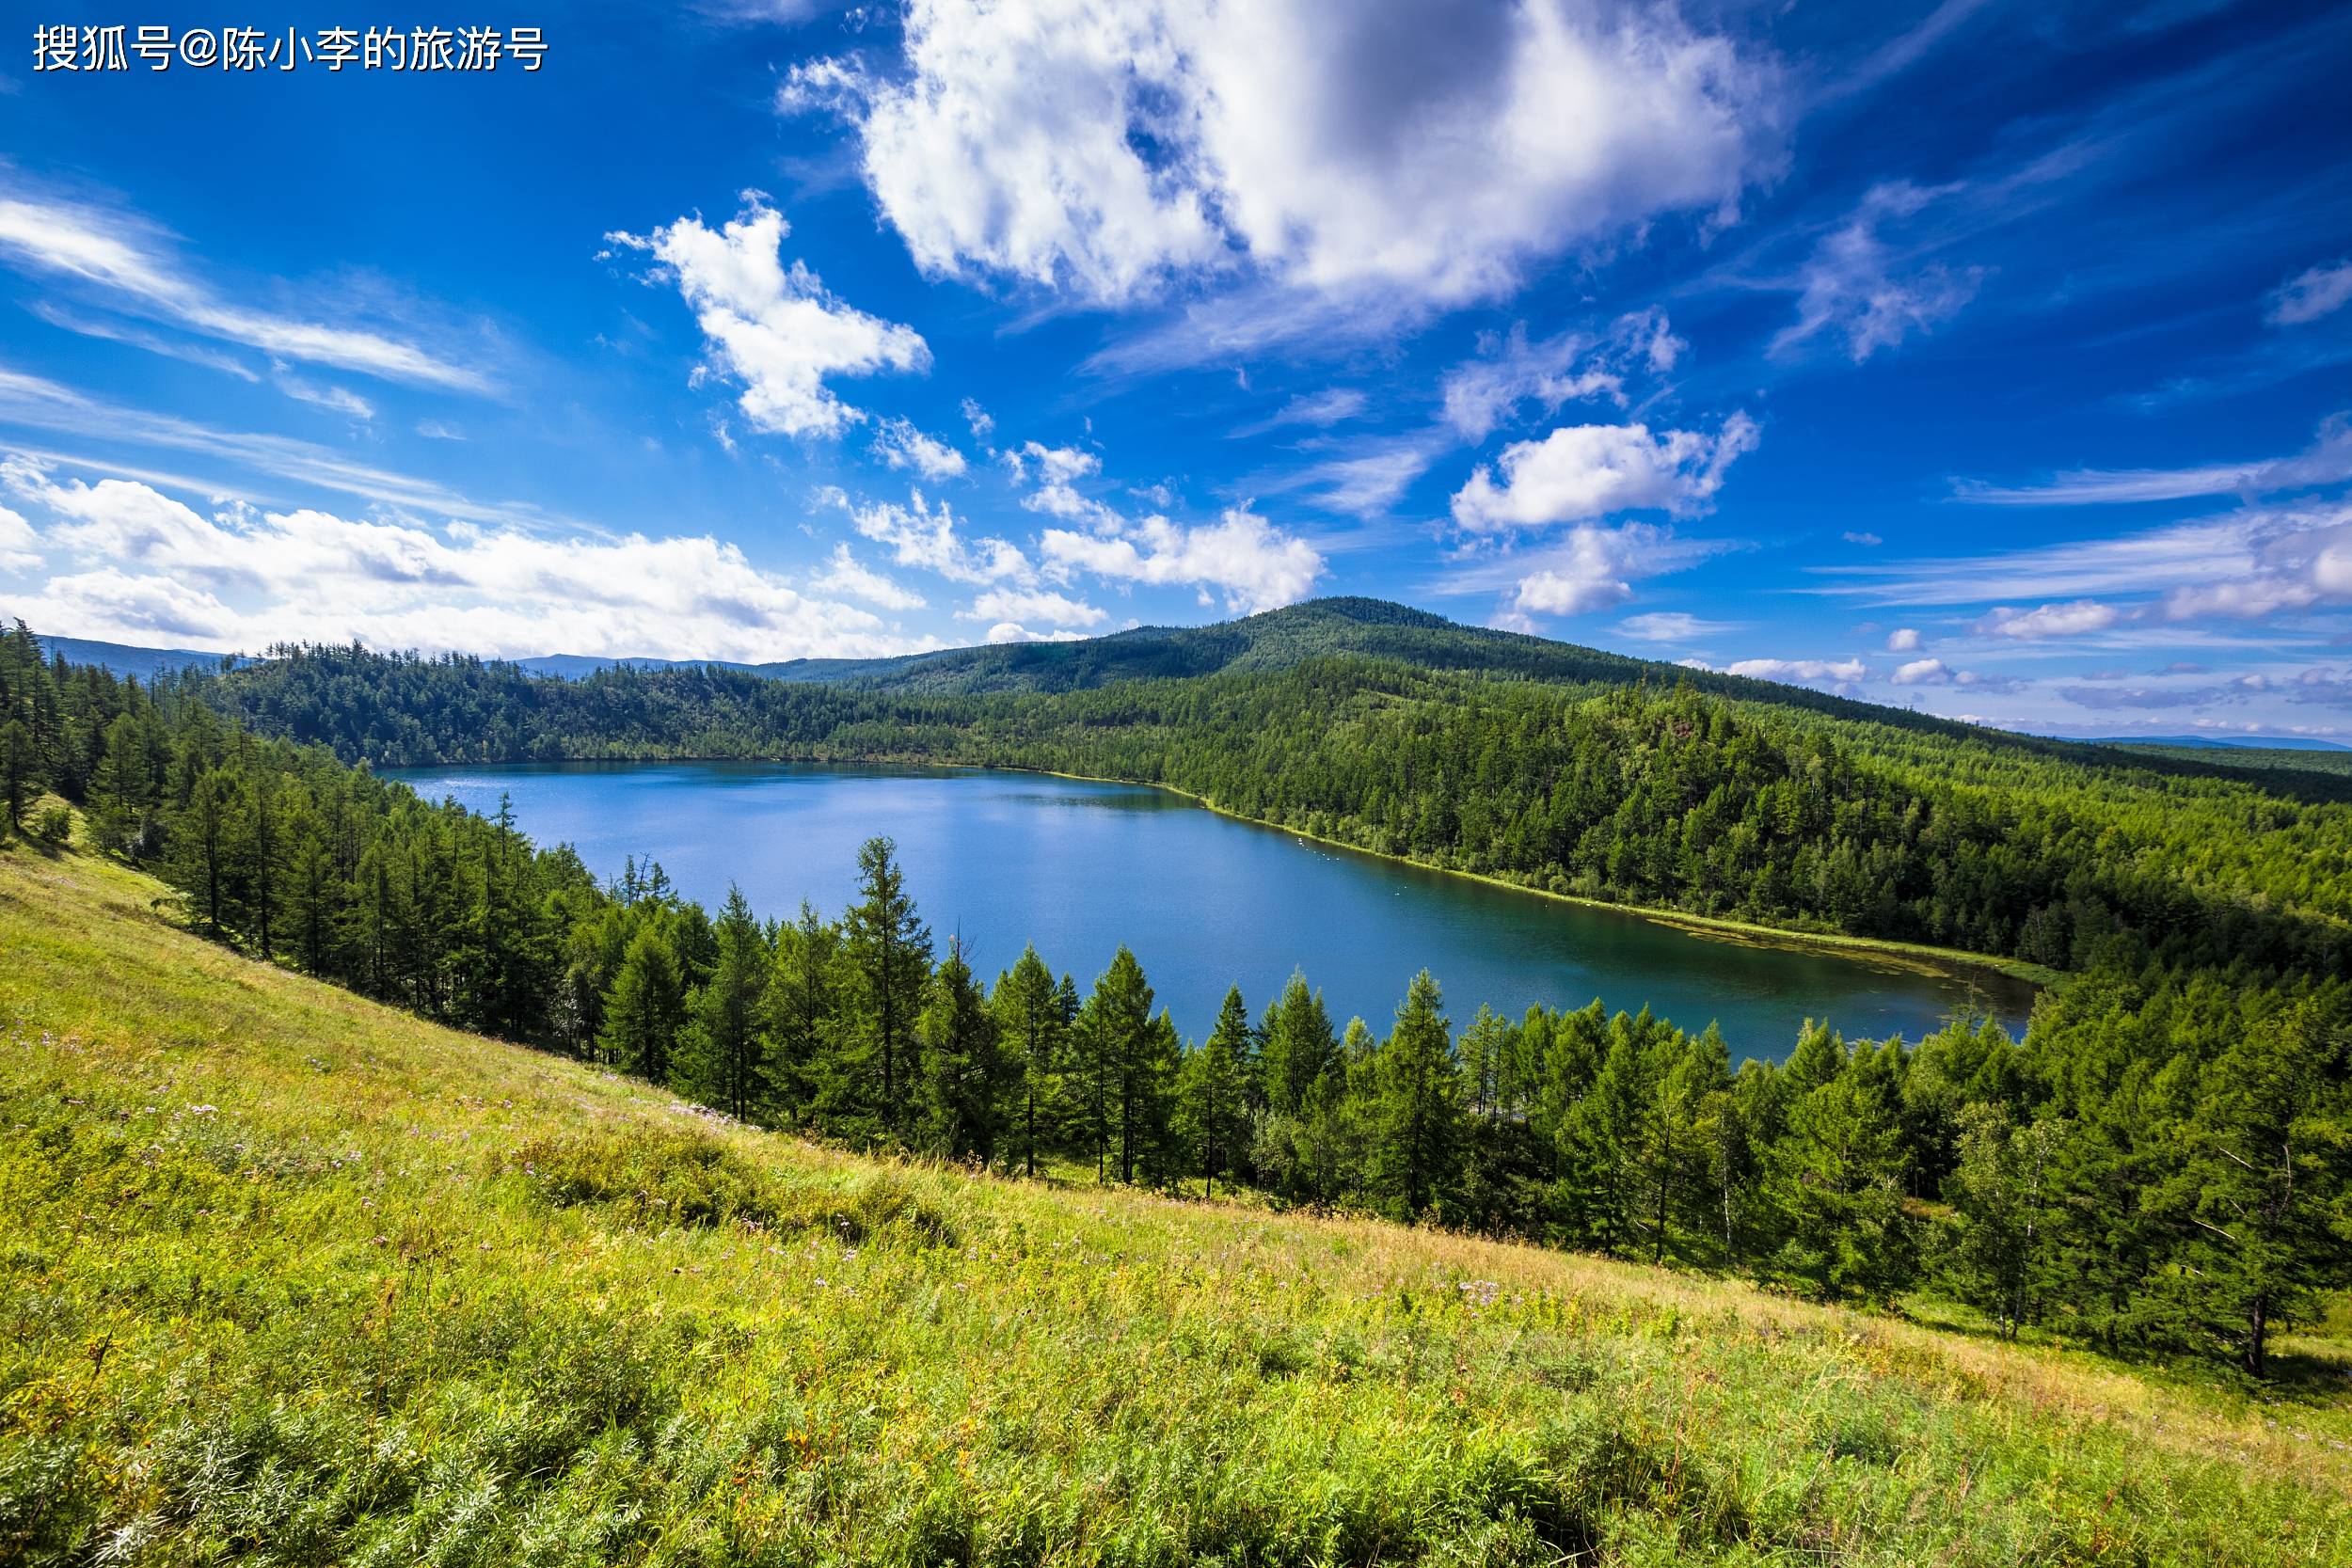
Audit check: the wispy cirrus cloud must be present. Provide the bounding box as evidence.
[0,185,492,392]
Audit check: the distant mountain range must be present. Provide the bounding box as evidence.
[21,603,2347,752]
[2087,734,2352,752]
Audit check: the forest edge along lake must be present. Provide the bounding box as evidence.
[387,759,2040,1058]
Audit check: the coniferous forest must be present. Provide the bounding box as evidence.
[6,612,2348,1379]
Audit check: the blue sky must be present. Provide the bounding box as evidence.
[2,1,2349,739]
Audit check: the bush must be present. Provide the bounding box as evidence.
[29,802,71,846]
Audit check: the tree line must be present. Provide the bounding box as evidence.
[6,621,2348,1378]
[183,640,2351,979]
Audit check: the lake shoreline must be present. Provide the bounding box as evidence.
[998,765,2061,1000]
[391,751,2060,1011]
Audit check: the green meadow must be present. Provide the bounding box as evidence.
[3,836,2348,1565]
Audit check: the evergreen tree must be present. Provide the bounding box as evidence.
[992,945,1064,1176]
[680,886,772,1121]
[1177,986,1251,1197]
[917,937,1004,1160]
[1,717,32,831]
[1369,971,1461,1221]
[842,836,931,1131]
[599,920,686,1085]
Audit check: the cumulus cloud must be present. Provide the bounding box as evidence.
[1890,656,1947,685]
[0,502,38,572]
[1449,413,1758,531]
[843,488,1030,584]
[1885,626,1920,650]
[1501,521,1727,616]
[2,458,928,660]
[789,0,1778,309]
[608,196,930,438]
[1976,599,2122,639]
[2266,261,2352,327]
[810,542,927,610]
[961,586,1106,628]
[1771,182,1983,363]
[872,417,968,479]
[1723,656,1868,689]
[0,187,490,392]
[984,621,1087,644]
[1041,507,1322,612]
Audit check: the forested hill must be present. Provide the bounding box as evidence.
[16,614,2348,982]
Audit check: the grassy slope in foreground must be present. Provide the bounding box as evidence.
[4,845,2348,1567]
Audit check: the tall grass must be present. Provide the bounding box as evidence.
[4,839,2347,1565]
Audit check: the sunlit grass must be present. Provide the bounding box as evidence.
[4,838,2347,1565]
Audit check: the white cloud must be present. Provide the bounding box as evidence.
[0,187,489,391]
[1009,441,1124,529]
[1770,182,1983,363]
[1450,413,1757,531]
[1298,442,1436,518]
[608,196,930,438]
[1503,523,1701,616]
[1616,610,1739,641]
[0,502,37,572]
[984,621,1086,644]
[1885,626,1920,650]
[1724,656,1868,688]
[1232,387,1368,437]
[3,458,930,660]
[960,397,995,443]
[1957,412,2352,506]
[872,417,968,479]
[1843,531,1882,546]
[415,420,464,441]
[793,0,1777,309]
[961,586,1106,628]
[811,542,927,610]
[0,365,563,531]
[1041,507,1322,612]
[2266,261,2352,327]
[1977,599,2122,639]
[844,488,1030,585]
[273,372,374,421]
[1440,309,1680,442]
[26,300,261,382]
[1890,656,1948,685]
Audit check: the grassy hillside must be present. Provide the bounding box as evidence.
[5,837,2349,1565]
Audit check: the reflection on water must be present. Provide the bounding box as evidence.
[390,760,2036,1059]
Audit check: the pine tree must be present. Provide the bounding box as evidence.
[842,836,931,1131]
[680,886,772,1121]
[1076,947,1155,1183]
[992,945,1064,1177]
[1259,970,1335,1117]
[2163,997,2352,1376]
[1369,970,1461,1222]
[1,717,32,832]
[769,901,840,1121]
[917,936,1004,1160]
[1177,985,1251,1196]
[599,920,686,1085]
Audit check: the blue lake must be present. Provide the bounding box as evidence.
[388,761,2034,1058]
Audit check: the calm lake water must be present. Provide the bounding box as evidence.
[389,761,2033,1059]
